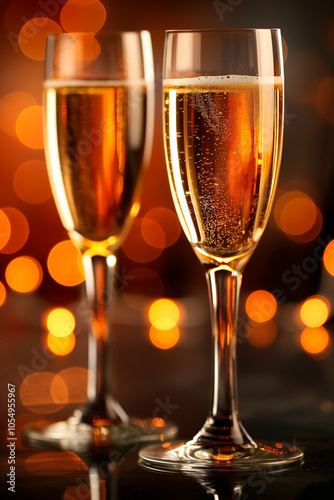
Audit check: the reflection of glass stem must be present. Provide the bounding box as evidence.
[194,475,245,500]
[84,456,119,500]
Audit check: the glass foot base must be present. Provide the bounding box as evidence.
[23,415,178,453]
[139,439,304,472]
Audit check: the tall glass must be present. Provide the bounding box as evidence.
[23,32,177,451]
[140,29,304,471]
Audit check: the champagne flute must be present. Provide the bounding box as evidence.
[139,29,304,470]
[23,32,177,451]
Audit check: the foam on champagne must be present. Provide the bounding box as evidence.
[163,74,283,88]
[44,79,148,88]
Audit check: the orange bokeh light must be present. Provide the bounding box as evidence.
[247,320,277,348]
[274,191,322,242]
[47,332,76,356]
[141,218,165,249]
[149,298,180,330]
[14,160,52,204]
[52,367,89,405]
[19,17,62,60]
[300,296,329,328]
[316,76,334,126]
[300,326,330,355]
[245,290,277,323]
[47,240,85,286]
[0,210,11,250]
[122,219,163,263]
[0,91,36,137]
[20,372,68,414]
[60,0,106,33]
[323,239,334,276]
[45,308,75,337]
[6,256,43,293]
[25,451,87,476]
[280,197,317,235]
[0,207,29,254]
[149,325,180,350]
[0,282,6,307]
[16,105,44,149]
[70,36,101,62]
[145,207,181,248]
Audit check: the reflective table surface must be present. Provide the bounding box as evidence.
[1,292,334,499]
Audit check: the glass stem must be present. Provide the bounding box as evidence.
[80,253,128,424]
[196,264,255,448]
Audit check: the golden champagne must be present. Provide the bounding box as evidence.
[164,75,283,265]
[44,80,148,252]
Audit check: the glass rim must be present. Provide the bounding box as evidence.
[165,28,281,33]
[46,30,150,40]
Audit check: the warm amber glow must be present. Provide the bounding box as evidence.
[15,413,49,450]
[70,37,101,62]
[0,91,36,137]
[152,417,166,428]
[47,240,85,286]
[141,218,165,249]
[0,282,6,307]
[316,76,334,126]
[247,320,277,348]
[47,332,76,356]
[60,0,106,33]
[323,239,334,276]
[149,298,180,330]
[300,326,330,355]
[64,485,92,500]
[6,256,43,293]
[19,18,62,61]
[144,207,181,248]
[149,325,180,349]
[0,210,11,250]
[274,191,322,242]
[53,367,89,404]
[14,160,52,204]
[282,37,288,63]
[245,290,277,323]
[16,105,44,149]
[20,372,68,414]
[280,197,317,235]
[300,296,329,328]
[0,207,29,254]
[122,219,163,263]
[25,452,87,476]
[46,308,75,338]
